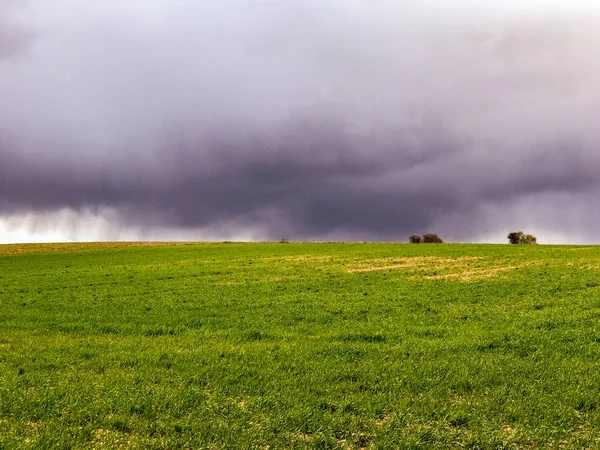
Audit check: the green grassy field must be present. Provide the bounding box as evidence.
[2,242,600,449]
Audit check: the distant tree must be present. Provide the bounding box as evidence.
[508,231,537,244]
[422,233,444,244]
[409,234,422,244]
[507,231,523,245]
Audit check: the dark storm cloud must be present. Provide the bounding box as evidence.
[1,111,464,236]
[2,1,600,242]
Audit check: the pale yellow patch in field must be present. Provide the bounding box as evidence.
[335,433,373,450]
[89,428,141,449]
[420,261,543,282]
[0,242,198,255]
[449,394,473,406]
[501,424,517,439]
[90,428,112,448]
[348,256,482,273]
[259,275,295,283]
[566,419,600,449]
[349,263,419,272]
[219,275,297,285]
[374,414,392,426]
[423,266,518,281]
[573,264,600,270]
[291,431,314,444]
[264,255,335,263]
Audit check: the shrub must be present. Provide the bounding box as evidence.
[508,231,537,244]
[409,233,444,244]
[422,233,444,244]
[507,231,523,244]
[409,234,422,244]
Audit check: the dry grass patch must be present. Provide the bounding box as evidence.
[348,256,482,273]
[501,424,517,439]
[420,261,543,282]
[220,275,298,285]
[0,242,198,255]
[572,264,600,270]
[89,428,142,450]
[422,266,519,281]
[263,255,336,263]
[374,414,393,426]
[291,431,314,443]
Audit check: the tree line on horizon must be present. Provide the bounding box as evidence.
[408,231,538,244]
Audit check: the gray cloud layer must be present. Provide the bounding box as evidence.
[2,0,600,242]
[0,0,36,60]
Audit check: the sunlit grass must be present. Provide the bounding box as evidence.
[1,242,600,448]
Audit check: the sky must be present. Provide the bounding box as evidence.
[2,0,600,244]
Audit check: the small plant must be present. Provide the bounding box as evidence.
[409,234,422,244]
[508,231,537,245]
